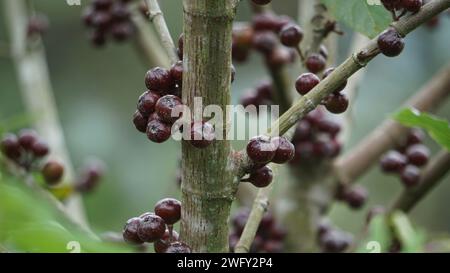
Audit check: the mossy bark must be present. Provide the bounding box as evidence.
[181,0,237,253]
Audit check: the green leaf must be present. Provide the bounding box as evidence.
[392,107,450,151]
[390,211,426,252]
[0,176,133,253]
[356,214,392,253]
[321,0,391,38]
[0,113,35,135]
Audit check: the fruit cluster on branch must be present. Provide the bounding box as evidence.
[1,129,104,194]
[70,0,450,253]
[233,0,450,254]
[240,80,276,111]
[82,0,137,47]
[133,62,217,148]
[229,208,287,253]
[316,219,353,253]
[242,135,294,188]
[1,129,61,184]
[26,14,49,38]
[290,109,342,165]
[380,129,430,187]
[232,14,297,67]
[122,198,191,253]
[381,0,425,20]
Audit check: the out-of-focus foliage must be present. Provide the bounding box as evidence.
[0,174,131,253]
[391,211,427,252]
[356,214,392,253]
[321,0,391,38]
[356,212,427,253]
[393,108,450,151]
[0,114,34,136]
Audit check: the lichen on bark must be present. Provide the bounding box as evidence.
[180,0,237,253]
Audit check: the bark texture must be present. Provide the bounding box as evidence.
[181,0,237,253]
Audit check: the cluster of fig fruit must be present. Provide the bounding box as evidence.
[240,80,276,111]
[290,109,342,166]
[335,184,369,210]
[376,1,428,58]
[1,129,105,194]
[82,0,136,47]
[123,198,191,253]
[381,0,424,21]
[232,12,298,67]
[74,159,105,193]
[233,8,345,115]
[27,14,49,39]
[1,129,64,186]
[380,129,430,187]
[133,63,215,149]
[243,134,295,188]
[229,208,287,253]
[317,218,353,253]
[295,67,349,114]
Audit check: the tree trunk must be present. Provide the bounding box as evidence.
[181,0,237,253]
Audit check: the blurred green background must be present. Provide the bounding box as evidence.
[0,0,449,240]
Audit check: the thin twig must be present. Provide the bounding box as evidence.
[334,64,450,185]
[234,128,295,253]
[298,0,314,30]
[3,0,89,228]
[268,66,293,113]
[235,0,450,176]
[275,1,337,252]
[389,151,450,213]
[351,152,450,252]
[301,2,329,56]
[233,3,296,207]
[338,33,370,145]
[236,0,401,252]
[235,183,257,207]
[272,0,450,137]
[233,1,450,252]
[144,0,178,64]
[296,0,330,73]
[234,182,274,253]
